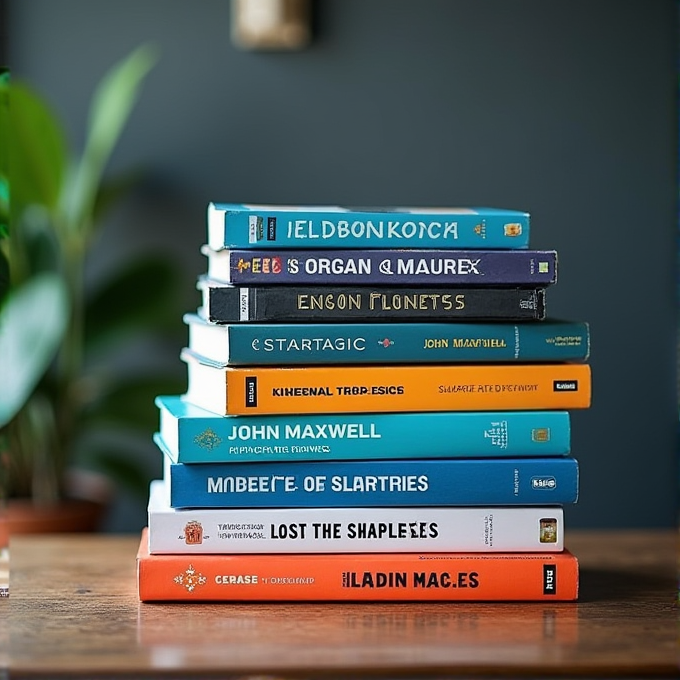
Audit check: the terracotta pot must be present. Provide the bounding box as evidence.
[5,498,106,535]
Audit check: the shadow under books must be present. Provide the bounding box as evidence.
[576,566,675,604]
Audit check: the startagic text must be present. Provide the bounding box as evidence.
[249,336,508,352]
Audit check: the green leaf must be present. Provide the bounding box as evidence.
[6,82,67,216]
[6,206,62,284]
[0,76,9,237]
[0,273,69,427]
[84,255,181,349]
[63,43,158,236]
[92,167,144,227]
[0,249,8,303]
[0,179,10,238]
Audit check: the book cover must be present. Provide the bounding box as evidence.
[201,246,557,286]
[160,448,579,508]
[180,349,592,415]
[184,314,590,366]
[156,395,572,463]
[147,479,566,553]
[207,203,530,250]
[198,281,547,323]
[137,529,579,601]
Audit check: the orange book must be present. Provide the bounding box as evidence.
[137,529,579,602]
[182,349,591,415]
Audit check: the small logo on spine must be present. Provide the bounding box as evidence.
[553,380,578,392]
[267,217,277,241]
[174,565,207,593]
[249,215,264,243]
[543,564,557,595]
[184,521,203,545]
[539,518,558,543]
[239,288,250,321]
[531,476,557,490]
[531,428,551,442]
[245,376,258,407]
[194,428,223,451]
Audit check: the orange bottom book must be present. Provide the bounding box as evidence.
[136,529,579,602]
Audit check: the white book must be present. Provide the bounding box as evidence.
[147,479,565,554]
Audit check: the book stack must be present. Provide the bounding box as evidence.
[137,203,591,602]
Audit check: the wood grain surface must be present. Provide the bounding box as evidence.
[3,529,678,678]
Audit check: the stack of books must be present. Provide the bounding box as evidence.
[137,203,591,602]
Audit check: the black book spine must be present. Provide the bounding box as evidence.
[204,286,546,323]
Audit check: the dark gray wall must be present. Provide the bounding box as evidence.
[6,0,678,530]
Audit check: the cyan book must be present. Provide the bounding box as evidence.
[159,445,579,508]
[184,315,590,366]
[155,396,572,463]
[207,203,530,250]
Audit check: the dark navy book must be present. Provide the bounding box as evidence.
[202,246,557,286]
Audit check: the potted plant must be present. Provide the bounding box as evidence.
[0,45,185,533]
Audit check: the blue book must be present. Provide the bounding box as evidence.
[159,446,579,508]
[201,247,556,285]
[184,315,590,366]
[155,396,571,463]
[207,203,530,250]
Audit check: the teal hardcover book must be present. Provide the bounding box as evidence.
[185,315,590,366]
[207,203,530,250]
[156,396,571,463]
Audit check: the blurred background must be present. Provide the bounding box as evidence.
[2,0,677,531]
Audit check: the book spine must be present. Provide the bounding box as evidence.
[200,284,546,323]
[187,319,590,365]
[160,409,572,463]
[148,503,566,554]
[208,204,530,250]
[138,542,579,601]
[208,249,557,285]
[164,457,579,508]
[182,356,592,415]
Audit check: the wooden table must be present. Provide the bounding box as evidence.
[2,530,677,678]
